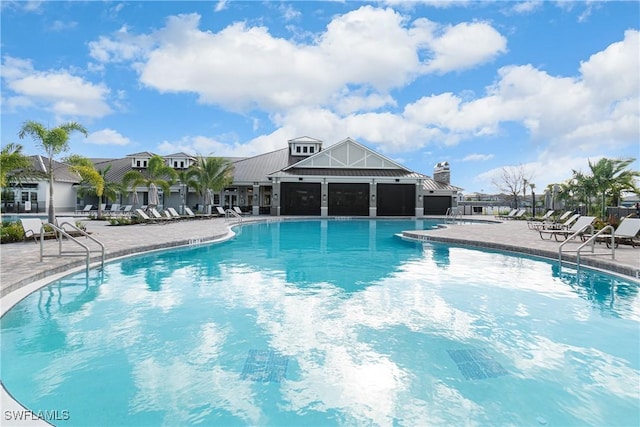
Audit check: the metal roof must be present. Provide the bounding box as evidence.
[231,148,291,183]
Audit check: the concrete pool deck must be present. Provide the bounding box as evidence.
[0,214,638,425]
[1,214,639,299]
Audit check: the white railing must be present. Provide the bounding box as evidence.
[558,224,615,270]
[225,209,242,222]
[444,207,462,224]
[40,221,105,276]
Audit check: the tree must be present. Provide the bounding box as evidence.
[588,158,639,219]
[0,143,37,187]
[18,120,88,223]
[122,155,177,208]
[492,165,534,209]
[65,155,124,219]
[190,156,234,209]
[176,168,199,214]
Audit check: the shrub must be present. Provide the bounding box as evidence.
[1,221,25,244]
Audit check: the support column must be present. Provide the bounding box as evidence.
[320,181,328,217]
[252,184,260,215]
[369,181,377,217]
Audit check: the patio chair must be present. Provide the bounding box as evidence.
[527,210,555,230]
[593,217,640,248]
[167,207,184,220]
[233,206,249,216]
[507,209,527,220]
[55,217,87,238]
[496,209,517,219]
[134,208,157,224]
[216,206,226,216]
[75,204,93,215]
[538,216,596,241]
[149,207,173,222]
[536,213,580,231]
[20,218,56,243]
[184,207,200,219]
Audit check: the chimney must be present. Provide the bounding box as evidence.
[433,161,450,184]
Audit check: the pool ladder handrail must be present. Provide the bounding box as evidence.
[444,207,462,224]
[558,224,615,269]
[225,208,242,222]
[40,221,105,276]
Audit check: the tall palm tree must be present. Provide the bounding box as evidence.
[0,143,37,187]
[588,158,639,219]
[122,155,177,208]
[190,156,234,210]
[65,155,124,219]
[18,120,88,222]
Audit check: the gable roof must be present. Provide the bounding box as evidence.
[284,137,407,171]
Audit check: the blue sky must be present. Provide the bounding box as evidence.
[1,0,638,194]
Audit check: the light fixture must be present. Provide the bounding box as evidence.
[274,194,278,200]
[372,194,376,200]
[418,195,423,201]
[322,194,327,201]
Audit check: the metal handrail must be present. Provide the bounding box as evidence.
[444,207,461,224]
[225,209,242,222]
[558,223,593,266]
[557,223,616,270]
[40,222,105,275]
[576,225,615,267]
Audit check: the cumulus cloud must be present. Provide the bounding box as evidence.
[89,6,507,115]
[1,56,112,118]
[83,6,637,177]
[422,21,508,73]
[86,129,130,146]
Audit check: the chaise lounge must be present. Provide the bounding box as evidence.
[538,216,596,241]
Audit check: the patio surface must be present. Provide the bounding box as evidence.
[1,214,639,299]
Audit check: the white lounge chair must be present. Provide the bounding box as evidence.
[55,217,87,238]
[537,213,580,231]
[184,207,197,218]
[593,217,640,248]
[167,207,183,220]
[538,216,596,241]
[216,206,226,216]
[233,206,248,216]
[496,209,517,219]
[527,210,555,230]
[75,204,93,215]
[20,218,56,243]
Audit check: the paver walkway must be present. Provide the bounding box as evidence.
[2,215,638,299]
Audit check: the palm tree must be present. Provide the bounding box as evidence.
[190,156,234,211]
[176,168,199,214]
[18,120,88,222]
[588,158,639,219]
[122,155,177,209]
[65,155,124,219]
[0,143,37,187]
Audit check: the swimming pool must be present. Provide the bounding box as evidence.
[1,219,638,426]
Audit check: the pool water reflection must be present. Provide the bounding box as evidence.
[1,220,638,426]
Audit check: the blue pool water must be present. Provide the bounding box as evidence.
[1,219,639,426]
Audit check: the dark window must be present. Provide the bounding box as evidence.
[377,184,415,216]
[328,183,369,216]
[281,182,321,215]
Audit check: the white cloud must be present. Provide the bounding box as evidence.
[1,56,112,118]
[423,21,508,74]
[462,153,494,162]
[86,129,130,146]
[91,6,507,115]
